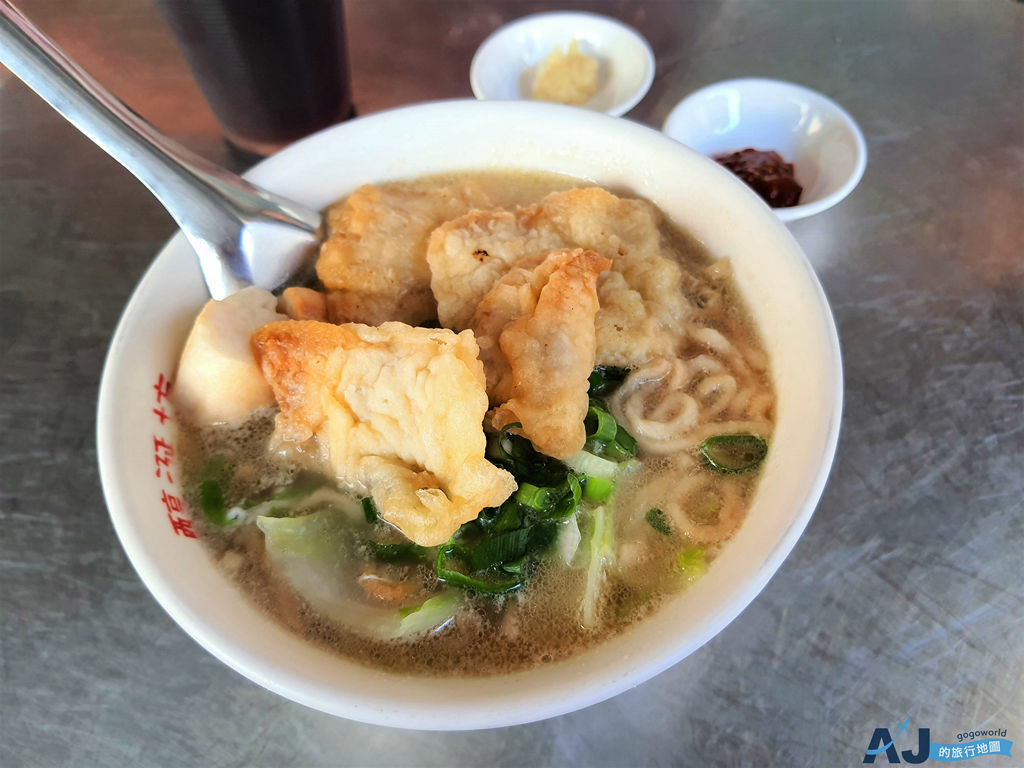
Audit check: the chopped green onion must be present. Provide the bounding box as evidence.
[361,497,378,523]
[500,557,526,575]
[393,592,460,637]
[486,422,570,486]
[516,483,551,511]
[468,528,533,571]
[646,508,672,536]
[246,472,322,508]
[588,366,629,396]
[362,540,426,562]
[547,474,582,520]
[203,456,230,481]
[583,475,614,502]
[492,499,522,532]
[613,425,637,455]
[676,547,707,582]
[580,504,614,628]
[527,520,558,551]
[397,603,424,619]
[494,422,524,463]
[566,450,619,480]
[198,478,230,526]
[585,400,619,443]
[198,458,235,526]
[699,435,768,473]
[601,440,631,462]
[436,544,522,594]
[688,492,722,524]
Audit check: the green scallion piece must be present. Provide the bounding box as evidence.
[585,400,619,443]
[363,540,425,562]
[588,365,629,396]
[397,603,422,619]
[199,478,228,525]
[583,475,614,502]
[198,457,235,526]
[646,508,672,536]
[436,544,522,594]
[699,435,768,473]
[501,557,525,576]
[676,548,707,582]
[468,528,533,571]
[614,425,637,454]
[547,474,582,520]
[361,497,378,523]
[492,499,522,533]
[516,483,551,511]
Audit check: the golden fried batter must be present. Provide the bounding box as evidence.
[428,209,564,329]
[251,321,516,546]
[473,249,611,460]
[427,187,690,367]
[316,180,494,326]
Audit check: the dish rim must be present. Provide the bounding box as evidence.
[662,77,868,222]
[469,10,656,117]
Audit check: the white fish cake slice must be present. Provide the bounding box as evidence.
[174,286,286,425]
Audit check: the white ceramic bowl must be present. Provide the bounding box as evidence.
[97,100,842,730]
[470,12,655,117]
[663,78,867,222]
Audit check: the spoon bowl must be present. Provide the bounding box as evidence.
[0,0,322,298]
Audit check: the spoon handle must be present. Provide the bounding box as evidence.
[0,1,322,298]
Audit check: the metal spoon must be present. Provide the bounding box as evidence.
[0,1,322,299]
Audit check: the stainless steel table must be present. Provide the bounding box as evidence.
[2,2,1021,765]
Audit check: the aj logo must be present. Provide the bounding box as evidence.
[864,718,931,764]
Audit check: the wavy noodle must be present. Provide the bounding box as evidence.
[725,385,754,419]
[611,343,768,454]
[688,354,724,374]
[690,326,734,356]
[695,374,736,419]
[612,358,698,454]
[663,479,745,544]
[616,454,746,549]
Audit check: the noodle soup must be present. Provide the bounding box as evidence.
[174,170,774,675]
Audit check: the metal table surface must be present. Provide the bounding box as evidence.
[2,1,1021,765]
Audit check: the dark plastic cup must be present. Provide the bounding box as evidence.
[155,0,354,156]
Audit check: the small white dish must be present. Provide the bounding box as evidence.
[470,12,655,117]
[663,78,867,222]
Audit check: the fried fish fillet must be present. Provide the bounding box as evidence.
[473,249,611,460]
[251,320,516,546]
[316,180,494,326]
[427,187,690,367]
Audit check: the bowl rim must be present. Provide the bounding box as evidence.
[469,10,656,117]
[96,99,843,729]
[662,77,868,222]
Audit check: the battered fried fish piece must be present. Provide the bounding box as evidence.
[427,187,690,367]
[251,321,516,546]
[317,180,494,326]
[473,249,611,460]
